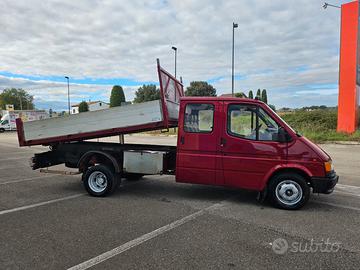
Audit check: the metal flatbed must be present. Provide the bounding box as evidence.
[17,59,184,146]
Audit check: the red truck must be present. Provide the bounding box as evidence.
[16,60,338,210]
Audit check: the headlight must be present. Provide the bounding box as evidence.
[324,160,334,173]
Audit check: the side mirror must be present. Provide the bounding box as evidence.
[277,127,291,143]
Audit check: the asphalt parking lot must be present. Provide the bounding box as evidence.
[0,132,360,269]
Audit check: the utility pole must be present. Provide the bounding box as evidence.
[65,76,70,114]
[172,46,177,78]
[232,22,238,96]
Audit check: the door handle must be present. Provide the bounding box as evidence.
[180,136,185,144]
[220,137,226,147]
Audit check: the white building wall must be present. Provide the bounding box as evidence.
[71,101,109,114]
[89,102,110,111]
[71,107,79,114]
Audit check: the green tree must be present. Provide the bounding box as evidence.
[248,90,254,99]
[269,104,276,111]
[110,85,125,107]
[256,89,261,100]
[185,81,216,97]
[0,88,34,110]
[261,89,268,104]
[78,101,89,113]
[133,84,160,103]
[235,92,247,98]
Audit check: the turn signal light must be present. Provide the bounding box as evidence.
[324,161,333,173]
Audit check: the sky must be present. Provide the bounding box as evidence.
[0,0,352,111]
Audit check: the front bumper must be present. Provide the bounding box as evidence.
[311,171,339,194]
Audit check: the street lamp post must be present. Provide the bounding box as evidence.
[232,22,238,97]
[323,2,340,9]
[65,76,70,114]
[172,46,177,78]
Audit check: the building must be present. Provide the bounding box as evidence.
[71,101,110,114]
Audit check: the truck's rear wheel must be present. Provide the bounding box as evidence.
[0,128,5,133]
[83,165,118,196]
[268,173,310,210]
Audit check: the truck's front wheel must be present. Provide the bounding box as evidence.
[83,165,118,196]
[0,128,5,133]
[268,173,310,210]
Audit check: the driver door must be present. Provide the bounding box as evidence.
[220,102,287,190]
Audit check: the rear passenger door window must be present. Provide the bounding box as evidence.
[184,103,214,133]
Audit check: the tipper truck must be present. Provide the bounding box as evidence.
[16,59,338,210]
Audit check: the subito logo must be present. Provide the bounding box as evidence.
[272,238,289,255]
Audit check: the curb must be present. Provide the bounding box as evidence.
[319,141,360,145]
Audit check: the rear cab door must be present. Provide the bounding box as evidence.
[176,99,222,185]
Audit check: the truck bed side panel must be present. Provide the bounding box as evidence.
[23,100,163,142]
[16,59,184,146]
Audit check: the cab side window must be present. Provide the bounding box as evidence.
[258,108,279,141]
[228,105,257,139]
[227,104,279,141]
[184,103,214,133]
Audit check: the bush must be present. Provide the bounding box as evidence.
[281,109,360,142]
[282,109,337,131]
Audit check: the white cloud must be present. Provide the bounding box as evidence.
[0,0,348,109]
[0,75,138,110]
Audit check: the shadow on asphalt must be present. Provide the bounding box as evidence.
[114,177,265,207]
[55,175,339,211]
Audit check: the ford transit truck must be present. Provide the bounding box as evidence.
[16,59,338,210]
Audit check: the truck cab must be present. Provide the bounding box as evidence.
[175,97,338,209]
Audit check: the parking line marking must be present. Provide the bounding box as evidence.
[67,202,225,270]
[314,201,360,212]
[0,194,84,216]
[334,190,360,198]
[0,156,29,161]
[336,184,360,190]
[0,151,33,155]
[0,175,59,185]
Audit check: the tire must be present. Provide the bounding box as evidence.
[268,173,310,210]
[125,173,144,181]
[82,165,118,197]
[0,128,5,133]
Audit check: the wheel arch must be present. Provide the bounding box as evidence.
[261,165,312,190]
[77,150,122,173]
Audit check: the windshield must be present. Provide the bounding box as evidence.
[264,104,301,136]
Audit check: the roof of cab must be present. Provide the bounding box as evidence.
[180,96,265,104]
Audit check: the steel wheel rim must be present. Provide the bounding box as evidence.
[88,171,108,193]
[275,180,303,206]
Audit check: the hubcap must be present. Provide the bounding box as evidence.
[88,171,108,193]
[275,180,303,206]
